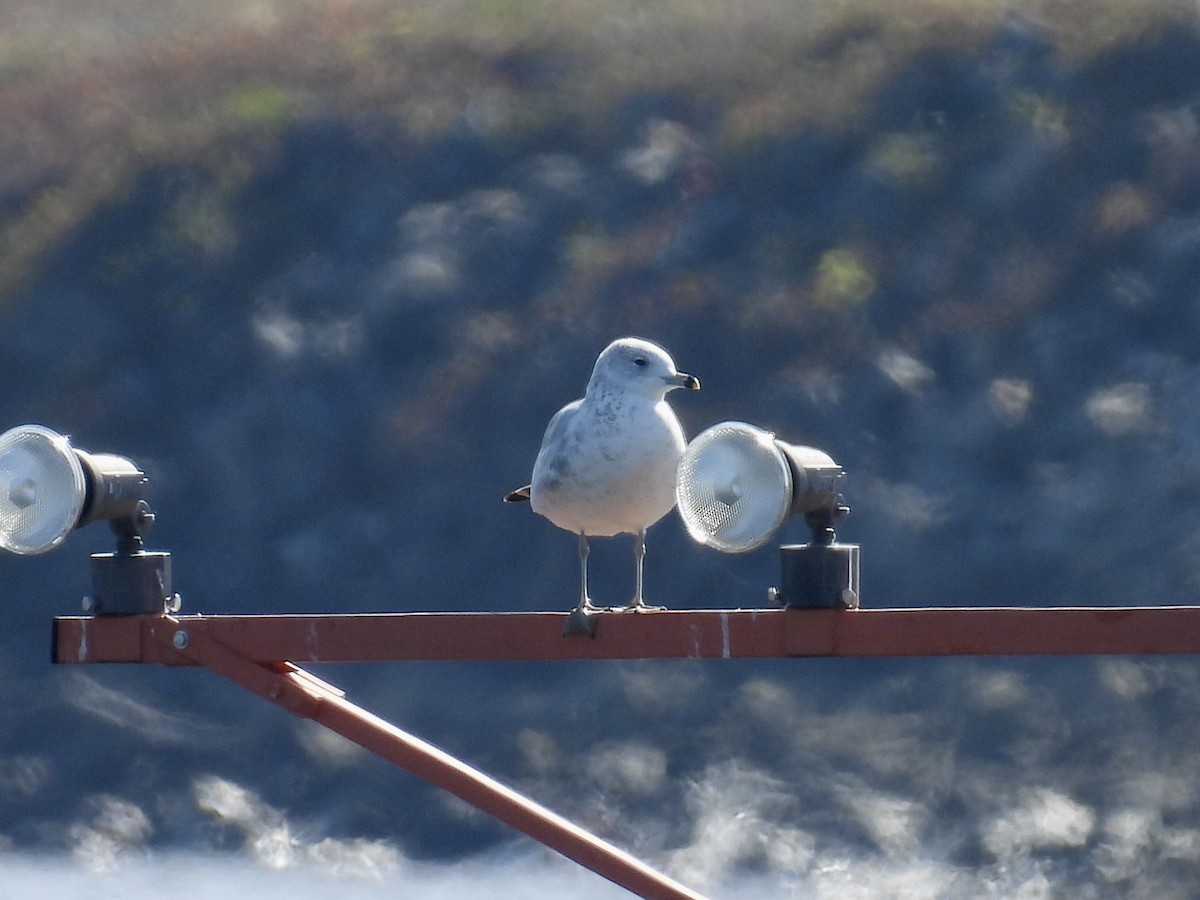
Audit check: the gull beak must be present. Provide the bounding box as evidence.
[671,372,701,391]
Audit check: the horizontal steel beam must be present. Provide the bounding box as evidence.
[53,605,1200,666]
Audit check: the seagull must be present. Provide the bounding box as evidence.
[505,337,700,633]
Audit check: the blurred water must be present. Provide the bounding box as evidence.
[0,851,627,900]
[0,849,1045,900]
[6,750,1200,899]
[0,841,1180,900]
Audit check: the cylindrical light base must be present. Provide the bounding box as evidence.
[777,543,860,609]
[91,550,173,615]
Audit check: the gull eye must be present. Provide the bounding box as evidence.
[633,356,648,367]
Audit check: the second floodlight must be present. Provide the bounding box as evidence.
[676,421,858,608]
[675,421,844,552]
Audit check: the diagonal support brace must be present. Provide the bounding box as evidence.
[149,616,705,900]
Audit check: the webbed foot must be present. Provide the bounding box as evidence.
[618,599,666,613]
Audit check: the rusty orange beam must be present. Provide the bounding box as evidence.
[53,606,1200,666]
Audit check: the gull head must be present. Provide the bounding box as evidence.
[587,337,701,399]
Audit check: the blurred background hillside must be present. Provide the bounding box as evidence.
[4,1,1200,895]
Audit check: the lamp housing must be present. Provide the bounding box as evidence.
[0,424,173,614]
[676,421,858,608]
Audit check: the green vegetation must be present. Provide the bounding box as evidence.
[1,0,1196,303]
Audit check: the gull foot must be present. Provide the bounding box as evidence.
[619,600,666,613]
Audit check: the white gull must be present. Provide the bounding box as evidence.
[505,337,700,630]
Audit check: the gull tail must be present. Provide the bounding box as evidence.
[504,485,532,503]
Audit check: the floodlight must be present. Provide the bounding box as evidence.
[676,421,859,608]
[0,424,173,614]
[0,425,89,555]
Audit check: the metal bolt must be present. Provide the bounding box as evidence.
[766,587,781,607]
[172,630,189,650]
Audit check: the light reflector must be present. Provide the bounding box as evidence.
[675,421,793,553]
[0,425,87,555]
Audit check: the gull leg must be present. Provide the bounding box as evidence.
[564,532,601,636]
[626,528,664,612]
[578,531,589,609]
